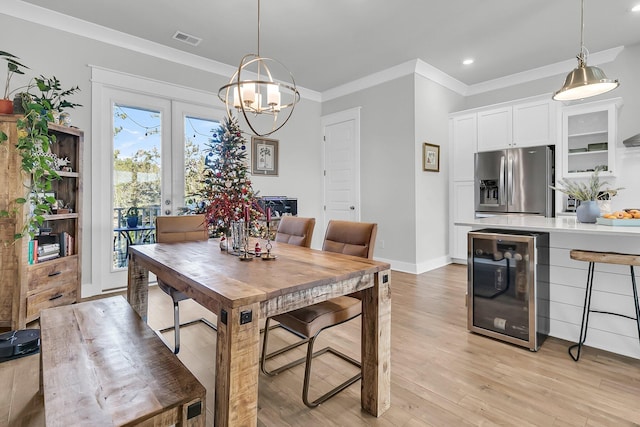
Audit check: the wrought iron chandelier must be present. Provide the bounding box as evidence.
[218,0,300,136]
[553,0,619,101]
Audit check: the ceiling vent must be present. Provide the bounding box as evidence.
[172,31,202,46]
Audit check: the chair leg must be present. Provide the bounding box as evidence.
[569,262,596,361]
[158,304,217,354]
[631,266,640,345]
[173,301,180,354]
[260,318,309,376]
[302,335,361,408]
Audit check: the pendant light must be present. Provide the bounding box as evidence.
[552,0,619,101]
[218,0,300,136]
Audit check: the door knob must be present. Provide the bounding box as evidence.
[165,209,171,215]
[350,206,355,210]
[164,199,171,205]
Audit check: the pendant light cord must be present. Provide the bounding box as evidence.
[578,0,586,65]
[257,0,261,56]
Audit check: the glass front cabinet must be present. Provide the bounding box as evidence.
[561,98,622,179]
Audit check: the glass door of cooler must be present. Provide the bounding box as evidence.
[467,229,548,351]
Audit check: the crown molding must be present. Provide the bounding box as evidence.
[2,1,624,104]
[466,46,624,96]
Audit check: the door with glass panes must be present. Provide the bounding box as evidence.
[102,89,222,290]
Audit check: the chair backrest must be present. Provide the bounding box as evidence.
[275,217,316,248]
[155,214,208,243]
[322,220,377,259]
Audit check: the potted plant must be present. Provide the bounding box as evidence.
[550,170,623,223]
[32,75,81,117]
[1,51,29,114]
[125,207,141,228]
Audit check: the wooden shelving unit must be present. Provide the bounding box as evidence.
[0,116,83,330]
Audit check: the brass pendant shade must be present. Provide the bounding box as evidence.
[552,0,619,101]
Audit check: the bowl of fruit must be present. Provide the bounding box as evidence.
[597,209,640,225]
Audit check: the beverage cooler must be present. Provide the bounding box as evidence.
[467,229,550,351]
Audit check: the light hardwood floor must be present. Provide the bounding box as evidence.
[2,264,640,426]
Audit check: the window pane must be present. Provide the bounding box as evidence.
[112,105,162,269]
[184,116,220,210]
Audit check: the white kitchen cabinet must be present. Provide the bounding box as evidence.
[561,98,621,179]
[450,114,477,181]
[477,98,556,152]
[477,106,512,152]
[513,98,555,148]
[450,181,474,263]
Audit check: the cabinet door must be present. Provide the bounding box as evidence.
[561,99,619,179]
[451,114,477,181]
[451,181,475,262]
[513,99,555,148]
[477,106,512,152]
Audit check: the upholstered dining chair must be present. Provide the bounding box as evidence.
[155,214,216,354]
[260,219,377,407]
[274,216,316,247]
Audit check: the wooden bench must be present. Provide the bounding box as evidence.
[40,296,206,426]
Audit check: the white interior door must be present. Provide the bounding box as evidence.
[322,108,361,233]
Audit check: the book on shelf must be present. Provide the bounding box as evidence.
[38,243,60,257]
[58,232,75,256]
[28,240,38,265]
[37,253,60,263]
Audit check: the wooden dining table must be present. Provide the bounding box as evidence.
[127,238,391,426]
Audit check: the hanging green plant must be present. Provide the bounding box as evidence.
[0,76,81,240]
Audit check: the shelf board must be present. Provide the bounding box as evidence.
[42,213,79,221]
[55,171,79,178]
[568,130,607,138]
[47,122,84,137]
[568,149,607,156]
[565,170,613,178]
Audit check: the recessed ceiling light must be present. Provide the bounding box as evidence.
[462,59,474,65]
[632,4,640,12]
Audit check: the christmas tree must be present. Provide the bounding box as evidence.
[199,115,262,237]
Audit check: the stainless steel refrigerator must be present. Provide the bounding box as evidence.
[474,145,554,216]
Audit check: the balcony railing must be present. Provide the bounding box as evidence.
[113,206,161,269]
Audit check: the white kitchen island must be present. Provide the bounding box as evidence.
[456,215,640,360]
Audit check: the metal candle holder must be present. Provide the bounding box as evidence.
[239,219,253,261]
[262,220,276,261]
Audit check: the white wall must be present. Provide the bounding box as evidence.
[0,13,323,293]
[322,73,463,272]
[321,76,417,268]
[414,74,464,272]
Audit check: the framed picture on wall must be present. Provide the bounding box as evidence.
[252,137,279,176]
[423,142,440,172]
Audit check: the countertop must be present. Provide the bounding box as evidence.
[455,215,640,236]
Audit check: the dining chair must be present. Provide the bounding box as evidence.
[260,219,377,407]
[274,216,316,247]
[155,214,216,354]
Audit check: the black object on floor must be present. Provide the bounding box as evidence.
[0,329,40,363]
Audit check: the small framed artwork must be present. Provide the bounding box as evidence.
[252,136,279,176]
[423,142,440,172]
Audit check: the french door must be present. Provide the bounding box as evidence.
[93,87,222,292]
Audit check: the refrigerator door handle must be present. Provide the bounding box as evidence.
[508,155,514,204]
[499,155,506,205]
